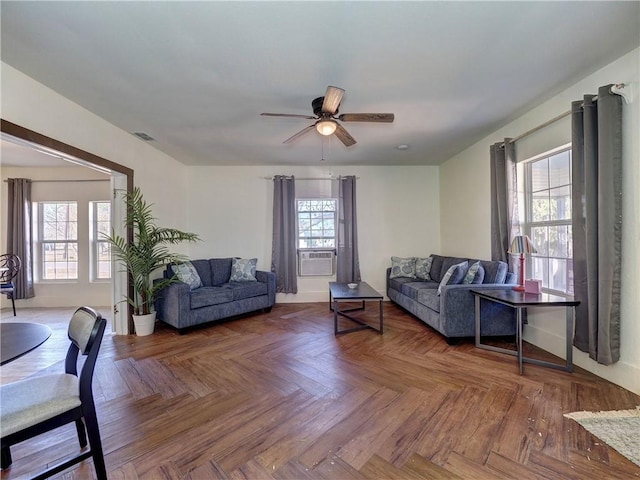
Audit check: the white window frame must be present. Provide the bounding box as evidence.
[38,201,79,281]
[296,199,338,250]
[90,200,111,281]
[522,144,573,296]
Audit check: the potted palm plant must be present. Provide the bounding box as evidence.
[106,187,200,335]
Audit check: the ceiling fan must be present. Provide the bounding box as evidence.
[261,86,394,147]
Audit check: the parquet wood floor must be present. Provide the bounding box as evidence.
[1,303,639,479]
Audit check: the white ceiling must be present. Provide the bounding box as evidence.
[1,1,639,167]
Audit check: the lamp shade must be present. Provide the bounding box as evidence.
[316,120,337,136]
[507,235,537,255]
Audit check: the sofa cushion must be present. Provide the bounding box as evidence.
[415,256,433,280]
[172,261,203,290]
[390,256,416,279]
[417,287,441,313]
[230,258,258,282]
[210,258,233,286]
[389,276,416,292]
[190,286,233,309]
[173,259,212,287]
[429,255,467,283]
[400,281,438,302]
[227,281,268,301]
[462,261,485,285]
[438,261,468,295]
[478,260,508,284]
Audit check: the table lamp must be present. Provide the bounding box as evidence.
[507,235,537,292]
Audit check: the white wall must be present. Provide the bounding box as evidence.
[186,165,440,302]
[1,62,190,233]
[1,62,190,319]
[0,166,111,309]
[440,48,640,394]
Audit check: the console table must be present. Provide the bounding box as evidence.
[471,289,579,374]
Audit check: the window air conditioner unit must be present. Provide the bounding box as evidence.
[298,250,335,276]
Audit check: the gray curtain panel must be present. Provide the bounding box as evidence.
[6,178,35,299]
[571,85,622,364]
[271,175,298,294]
[490,139,520,272]
[336,176,361,283]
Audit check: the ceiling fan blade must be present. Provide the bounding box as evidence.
[322,86,345,114]
[338,113,395,123]
[283,124,316,144]
[334,123,356,147]
[261,113,317,119]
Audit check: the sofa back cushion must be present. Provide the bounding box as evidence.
[428,255,508,284]
[430,255,468,283]
[187,259,213,286]
[476,260,508,283]
[210,258,233,286]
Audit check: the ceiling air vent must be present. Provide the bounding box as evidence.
[132,132,155,141]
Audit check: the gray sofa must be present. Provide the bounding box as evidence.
[155,258,276,333]
[387,254,517,343]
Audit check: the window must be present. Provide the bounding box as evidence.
[91,201,111,280]
[40,202,78,280]
[523,147,573,295]
[297,199,337,249]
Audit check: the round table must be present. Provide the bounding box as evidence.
[0,322,52,365]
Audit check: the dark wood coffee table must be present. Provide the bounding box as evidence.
[329,282,383,335]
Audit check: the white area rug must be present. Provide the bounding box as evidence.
[564,407,640,467]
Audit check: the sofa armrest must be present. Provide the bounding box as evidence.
[439,283,517,337]
[155,281,190,327]
[386,268,392,294]
[256,270,276,306]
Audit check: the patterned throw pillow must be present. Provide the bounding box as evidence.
[173,261,202,290]
[230,257,258,282]
[390,256,416,279]
[415,256,433,280]
[462,261,485,285]
[437,261,469,295]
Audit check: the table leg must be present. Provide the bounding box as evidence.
[566,306,574,372]
[333,298,339,335]
[517,307,524,375]
[475,295,481,347]
[379,299,383,334]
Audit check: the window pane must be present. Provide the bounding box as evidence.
[549,258,567,292]
[549,186,571,220]
[43,223,57,240]
[530,158,549,192]
[531,256,549,287]
[43,203,57,221]
[531,226,548,255]
[97,203,110,221]
[531,191,549,222]
[548,150,571,188]
[548,225,570,258]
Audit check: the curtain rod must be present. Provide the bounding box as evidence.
[262,176,360,180]
[508,83,627,145]
[3,179,109,183]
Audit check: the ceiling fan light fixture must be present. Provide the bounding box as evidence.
[316,120,337,136]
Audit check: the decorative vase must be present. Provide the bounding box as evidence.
[133,312,156,336]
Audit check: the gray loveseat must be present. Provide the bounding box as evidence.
[387,254,517,343]
[155,258,276,333]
